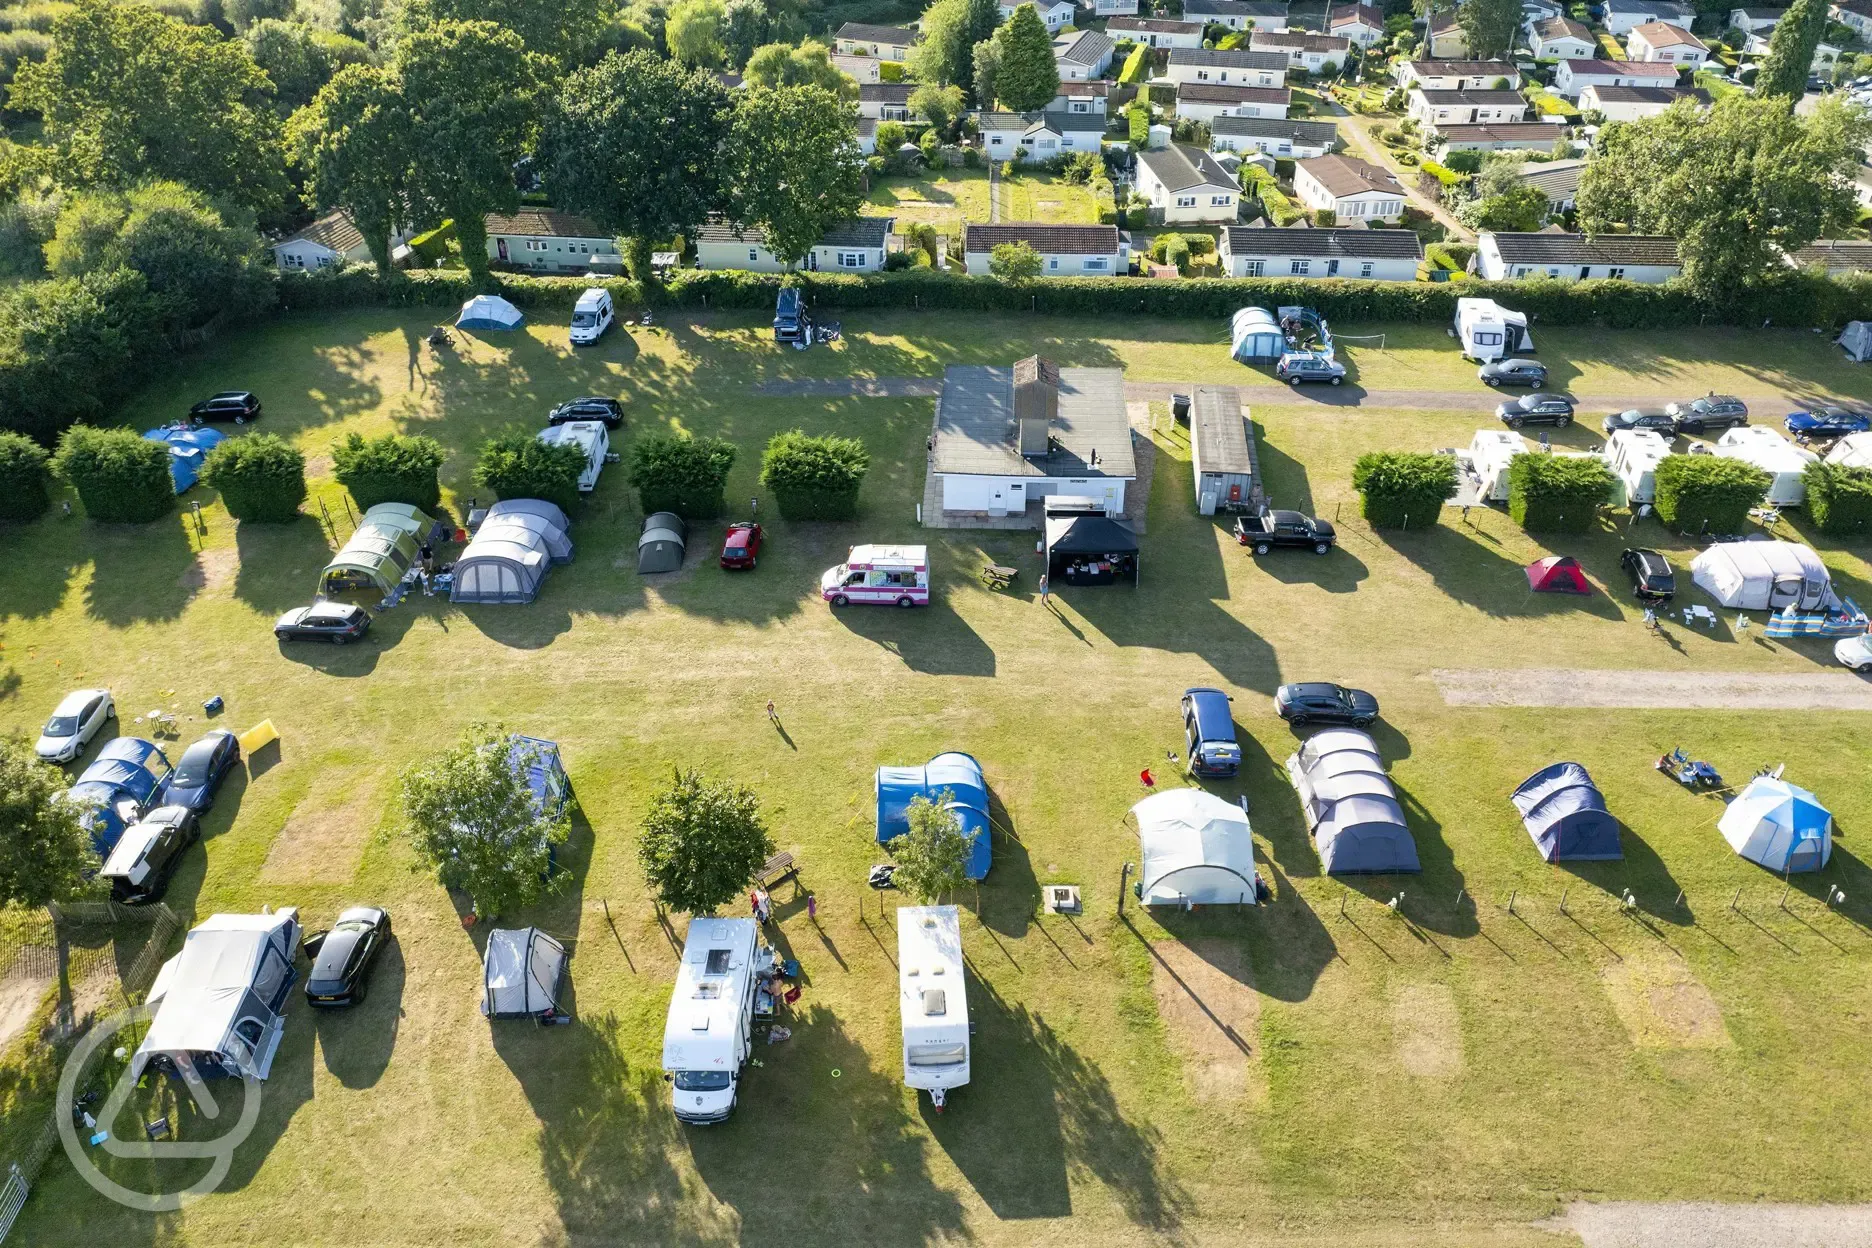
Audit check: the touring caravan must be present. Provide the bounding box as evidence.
[536,420,610,493]
[662,917,763,1126]
[1716,425,1818,507]
[568,287,614,346]
[1453,298,1533,363]
[133,909,301,1083]
[897,905,970,1111]
[1602,429,1672,507]
[820,544,930,607]
[1468,429,1530,503]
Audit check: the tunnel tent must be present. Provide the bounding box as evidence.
[638,511,688,574]
[1285,728,1420,875]
[361,502,437,541]
[1690,541,1831,611]
[143,424,227,494]
[1130,787,1260,907]
[876,752,993,881]
[1511,762,1622,862]
[456,294,525,331]
[319,503,433,596]
[1230,306,1283,364]
[481,927,568,1019]
[483,500,573,562]
[1719,776,1833,873]
[451,524,554,604]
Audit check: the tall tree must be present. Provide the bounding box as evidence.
[1457,0,1520,60]
[1758,0,1828,99]
[722,84,865,265]
[0,738,99,911]
[407,0,606,67]
[743,40,855,95]
[44,182,268,325]
[910,0,975,89]
[395,19,534,285]
[911,82,967,136]
[990,5,1059,113]
[1577,94,1872,295]
[667,0,727,66]
[971,38,1001,108]
[722,0,767,68]
[542,51,730,280]
[965,0,1000,48]
[638,767,774,916]
[289,63,414,275]
[11,0,288,219]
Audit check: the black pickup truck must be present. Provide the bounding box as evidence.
[1232,509,1336,555]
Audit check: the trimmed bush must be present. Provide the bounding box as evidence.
[472,431,587,515]
[1804,461,1872,534]
[626,433,737,519]
[1351,450,1458,530]
[0,430,51,521]
[760,430,871,520]
[1118,41,1149,84]
[50,425,174,523]
[1419,160,1462,188]
[201,433,306,523]
[330,432,445,511]
[1653,454,1770,532]
[405,220,456,266]
[1506,452,1613,533]
[1441,150,1483,174]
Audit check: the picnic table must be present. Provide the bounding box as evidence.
[980,563,1018,590]
[758,851,800,895]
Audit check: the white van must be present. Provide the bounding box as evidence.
[662,917,763,1125]
[537,420,609,493]
[820,544,930,607]
[898,905,969,1111]
[569,288,614,346]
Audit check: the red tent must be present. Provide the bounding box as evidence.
[1526,556,1591,594]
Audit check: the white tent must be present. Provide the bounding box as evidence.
[482,927,568,1019]
[1715,426,1817,507]
[1130,788,1260,907]
[456,294,525,331]
[1825,432,1872,469]
[1719,777,1833,873]
[1838,320,1872,362]
[134,910,302,1081]
[1689,541,1832,611]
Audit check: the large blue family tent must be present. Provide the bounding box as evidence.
[1719,776,1832,873]
[1511,762,1622,862]
[143,424,228,494]
[68,737,172,853]
[876,752,992,880]
[456,294,525,331]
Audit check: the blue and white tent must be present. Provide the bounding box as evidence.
[876,752,992,881]
[143,424,228,493]
[508,735,569,818]
[456,294,525,331]
[1719,776,1832,873]
[67,737,172,853]
[1511,762,1622,862]
[1229,306,1282,364]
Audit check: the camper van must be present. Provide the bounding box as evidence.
[820,544,930,607]
[133,909,301,1083]
[1453,298,1533,363]
[662,917,763,1126]
[1602,429,1672,507]
[1468,429,1530,503]
[537,420,610,493]
[568,288,614,346]
[1717,425,1818,507]
[897,905,970,1111]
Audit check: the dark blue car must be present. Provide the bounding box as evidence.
[1181,687,1241,778]
[1785,407,1872,439]
[153,730,241,812]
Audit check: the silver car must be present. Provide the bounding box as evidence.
[35,688,114,763]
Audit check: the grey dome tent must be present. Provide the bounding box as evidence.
[451,500,571,604]
[481,927,567,1020]
[1285,728,1420,874]
[1511,762,1622,862]
[1230,306,1282,364]
[638,511,688,574]
[481,499,573,563]
[1839,320,1872,363]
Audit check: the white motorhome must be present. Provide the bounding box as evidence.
[537,420,610,493]
[1602,429,1672,506]
[897,905,969,1111]
[568,287,614,346]
[1453,297,1534,362]
[662,917,764,1126]
[1469,429,1530,502]
[1716,426,1818,507]
[820,544,930,607]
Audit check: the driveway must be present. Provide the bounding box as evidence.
[1324,101,1474,243]
[1433,668,1872,711]
[1120,381,1840,414]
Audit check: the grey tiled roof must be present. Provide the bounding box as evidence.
[1138,143,1242,193]
[932,364,1136,479]
[1169,46,1291,71]
[962,223,1124,255]
[1210,115,1340,145]
[1488,231,1680,266]
[1221,226,1425,260]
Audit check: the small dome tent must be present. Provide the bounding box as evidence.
[877,752,993,881]
[1719,777,1832,873]
[1526,556,1591,595]
[143,424,227,494]
[1286,729,1420,874]
[638,512,688,574]
[1511,762,1622,862]
[1837,320,1872,362]
[1129,787,1260,906]
[456,294,525,331]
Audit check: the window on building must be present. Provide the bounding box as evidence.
[1291,259,1310,275]
[1547,267,1561,277]
[1176,195,1197,207]
[1515,266,1530,277]
[1083,257,1108,271]
[1197,69,1210,80]
[1360,262,1374,277]
[1608,266,1626,279]
[1327,259,1340,276]
[1048,257,1060,270]
[1072,101,1088,112]
[990,134,1004,145]
[525,239,548,251]
[837,252,864,268]
[749,249,760,262]
[1211,194,1231,206]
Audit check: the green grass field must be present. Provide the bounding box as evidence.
[3,309,1872,1246]
[863,169,1106,239]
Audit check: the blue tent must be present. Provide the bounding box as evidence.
[457,295,525,331]
[509,735,569,818]
[876,751,992,881]
[143,425,228,494]
[68,737,172,853]
[1719,777,1833,873]
[1511,762,1622,862]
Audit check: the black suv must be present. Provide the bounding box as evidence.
[1666,394,1747,434]
[1620,548,1676,601]
[275,602,371,644]
[1497,394,1575,429]
[1479,358,1547,388]
[1601,407,1677,437]
[189,391,261,423]
[548,397,625,429]
[1274,682,1380,727]
[1234,509,1336,554]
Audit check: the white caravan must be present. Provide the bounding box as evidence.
[897,905,970,1111]
[568,287,614,346]
[662,917,763,1126]
[1602,429,1672,507]
[1716,425,1818,507]
[1453,297,1533,362]
[1468,429,1530,502]
[537,420,610,493]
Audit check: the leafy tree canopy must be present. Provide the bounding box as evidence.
[722,84,865,266]
[743,40,854,96]
[288,62,415,276]
[989,240,1043,280]
[887,793,971,903]
[0,738,99,909]
[667,0,727,67]
[638,767,774,915]
[1758,0,1829,99]
[1458,0,1520,60]
[988,4,1059,113]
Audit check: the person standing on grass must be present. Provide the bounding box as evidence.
[1038,574,1049,606]
[767,699,779,724]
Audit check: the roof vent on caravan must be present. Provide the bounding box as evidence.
[922,988,947,1016]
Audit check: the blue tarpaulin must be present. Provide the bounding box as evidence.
[144,425,228,494]
[876,752,992,881]
[68,737,172,853]
[1511,762,1622,862]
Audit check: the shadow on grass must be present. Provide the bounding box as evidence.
[234,516,336,616]
[1338,781,1476,939]
[83,517,198,627]
[0,514,86,621]
[977,784,1040,939]
[313,934,404,1090]
[1381,521,1624,622]
[830,595,997,678]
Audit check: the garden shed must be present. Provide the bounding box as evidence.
[1129,787,1261,907]
[638,512,688,574]
[481,927,568,1019]
[1190,386,1260,515]
[1230,306,1283,364]
[319,504,431,596]
[451,502,569,604]
[1285,728,1420,874]
[1511,762,1622,861]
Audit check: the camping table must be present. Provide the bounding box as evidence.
[980,563,1018,590]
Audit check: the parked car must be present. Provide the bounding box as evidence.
[35,688,113,764]
[1619,548,1676,602]
[548,396,625,429]
[1275,353,1346,386]
[303,906,392,1008]
[1601,407,1677,437]
[720,522,763,570]
[275,601,371,644]
[1785,406,1872,439]
[1180,687,1241,778]
[1497,394,1575,429]
[1666,394,1748,434]
[189,391,261,423]
[153,730,241,812]
[98,805,200,904]
[1233,509,1336,555]
[1479,358,1547,388]
[1274,682,1380,727]
[1835,634,1872,672]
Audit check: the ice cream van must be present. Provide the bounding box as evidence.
[820,544,929,608]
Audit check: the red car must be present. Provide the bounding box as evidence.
[720,522,763,569]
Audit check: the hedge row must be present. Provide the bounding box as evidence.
[1654,454,1770,532]
[1351,450,1458,530]
[1507,452,1614,533]
[1804,461,1872,534]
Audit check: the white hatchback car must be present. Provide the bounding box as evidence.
[35,688,113,764]
[1835,635,1872,672]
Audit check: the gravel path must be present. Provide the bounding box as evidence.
[1434,668,1872,711]
[756,377,942,397]
[1325,101,1474,244]
[1538,1202,1872,1248]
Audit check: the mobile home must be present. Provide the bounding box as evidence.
[1453,297,1533,362]
[898,905,970,1111]
[661,917,763,1125]
[1469,429,1531,502]
[536,421,610,493]
[1716,425,1818,507]
[1602,429,1672,506]
[820,544,930,607]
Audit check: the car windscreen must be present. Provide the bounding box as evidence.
[572,313,596,326]
[673,1070,732,1091]
[43,714,78,736]
[173,752,214,785]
